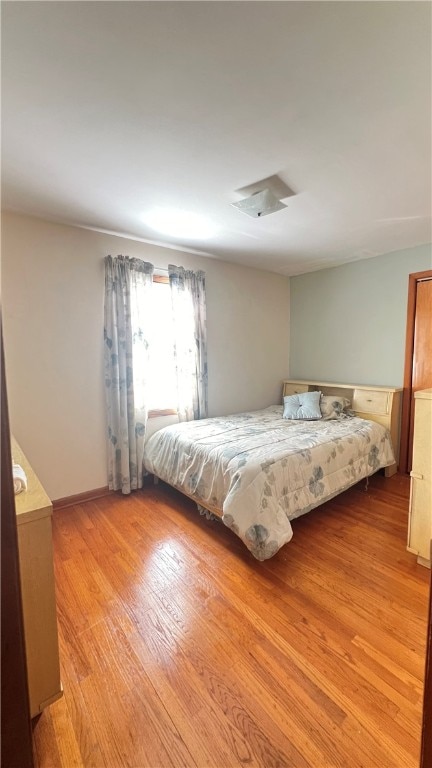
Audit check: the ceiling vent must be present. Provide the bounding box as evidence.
[231,174,295,218]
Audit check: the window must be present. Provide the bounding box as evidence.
[130,272,203,419]
[146,276,177,416]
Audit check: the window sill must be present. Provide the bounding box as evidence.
[148,409,178,419]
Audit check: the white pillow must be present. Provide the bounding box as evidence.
[283,391,322,420]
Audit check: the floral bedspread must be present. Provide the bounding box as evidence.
[143,406,395,561]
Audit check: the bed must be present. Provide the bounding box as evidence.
[143,380,402,561]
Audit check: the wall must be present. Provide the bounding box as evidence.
[290,244,432,386]
[1,212,290,499]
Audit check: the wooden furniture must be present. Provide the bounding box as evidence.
[283,379,403,477]
[12,437,62,717]
[407,389,432,568]
[1,334,34,767]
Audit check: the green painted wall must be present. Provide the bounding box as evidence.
[290,244,432,387]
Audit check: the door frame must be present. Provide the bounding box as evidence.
[399,270,432,475]
[1,322,34,767]
[420,562,432,768]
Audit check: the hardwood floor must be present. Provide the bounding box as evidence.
[32,473,430,768]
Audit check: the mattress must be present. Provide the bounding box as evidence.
[143,406,395,560]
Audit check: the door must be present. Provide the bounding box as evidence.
[400,271,432,474]
[420,566,432,768]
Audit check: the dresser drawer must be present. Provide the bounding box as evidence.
[283,383,309,397]
[352,389,389,414]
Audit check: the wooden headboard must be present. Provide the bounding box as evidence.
[282,379,403,477]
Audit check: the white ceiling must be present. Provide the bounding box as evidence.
[2,1,431,275]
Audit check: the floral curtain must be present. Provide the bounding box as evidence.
[104,255,154,493]
[169,265,208,421]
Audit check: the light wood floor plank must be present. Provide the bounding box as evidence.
[32,473,429,767]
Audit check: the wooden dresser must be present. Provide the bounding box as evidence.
[407,389,432,568]
[282,380,403,477]
[12,437,62,717]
